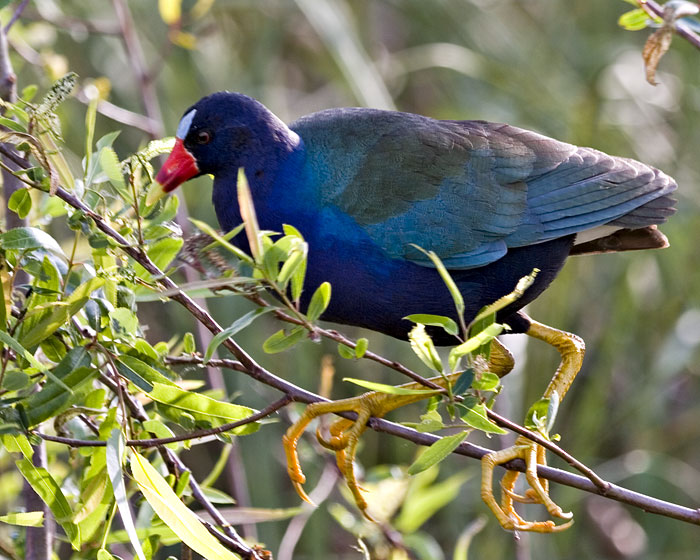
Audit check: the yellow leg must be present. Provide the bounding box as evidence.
[481,319,585,532]
[283,339,515,519]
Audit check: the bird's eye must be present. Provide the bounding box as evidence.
[194,130,212,144]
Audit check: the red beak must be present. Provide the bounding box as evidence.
[155,138,199,192]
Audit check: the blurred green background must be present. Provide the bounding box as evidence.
[7,1,700,558]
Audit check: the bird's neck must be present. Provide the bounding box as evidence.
[212,139,311,235]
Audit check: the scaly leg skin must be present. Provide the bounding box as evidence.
[481,318,585,532]
[283,339,515,519]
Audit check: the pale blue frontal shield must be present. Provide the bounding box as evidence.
[176,109,197,140]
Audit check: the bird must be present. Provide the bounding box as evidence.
[153,91,677,532]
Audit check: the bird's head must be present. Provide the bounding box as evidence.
[151,92,299,201]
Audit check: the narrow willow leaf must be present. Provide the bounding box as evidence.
[0,511,44,526]
[407,431,469,475]
[394,471,469,534]
[404,314,459,336]
[306,281,331,322]
[262,326,306,354]
[73,469,109,523]
[411,246,464,316]
[408,324,443,373]
[130,451,240,560]
[205,307,273,362]
[116,355,176,390]
[461,403,506,434]
[343,377,440,396]
[237,167,263,261]
[84,95,98,172]
[452,368,475,396]
[448,323,504,371]
[189,218,253,266]
[149,382,259,434]
[471,269,538,326]
[16,458,80,549]
[106,430,147,560]
[546,391,560,435]
[277,246,307,287]
[0,116,26,132]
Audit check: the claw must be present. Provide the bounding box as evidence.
[481,436,573,532]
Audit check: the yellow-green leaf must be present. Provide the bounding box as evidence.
[149,383,259,434]
[130,451,241,560]
[0,511,44,526]
[343,377,440,396]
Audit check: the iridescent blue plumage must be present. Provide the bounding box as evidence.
[161,92,677,342]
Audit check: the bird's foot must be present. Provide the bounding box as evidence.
[283,393,394,520]
[481,435,573,533]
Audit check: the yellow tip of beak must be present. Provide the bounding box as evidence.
[145,181,167,207]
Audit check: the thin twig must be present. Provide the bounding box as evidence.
[640,0,700,50]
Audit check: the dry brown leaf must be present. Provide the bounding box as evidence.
[643,26,673,85]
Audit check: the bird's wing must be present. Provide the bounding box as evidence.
[292,109,676,269]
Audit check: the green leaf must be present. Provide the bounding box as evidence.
[618,8,651,30]
[115,355,176,392]
[452,368,475,395]
[461,403,506,434]
[470,270,538,326]
[237,167,263,261]
[408,324,443,373]
[8,188,32,219]
[355,337,369,358]
[19,277,105,349]
[343,377,440,396]
[183,332,196,354]
[0,511,44,526]
[22,347,97,427]
[149,382,259,434]
[282,224,307,301]
[146,237,183,270]
[395,471,469,534]
[99,147,127,194]
[189,218,253,266]
[130,451,241,560]
[0,115,27,132]
[471,371,501,392]
[408,431,469,475]
[109,307,139,337]
[205,307,273,362]
[0,227,66,258]
[16,458,80,549]
[262,326,307,354]
[448,323,504,372]
[337,342,355,359]
[107,430,147,560]
[276,245,307,287]
[306,281,331,322]
[404,314,459,336]
[411,246,464,316]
